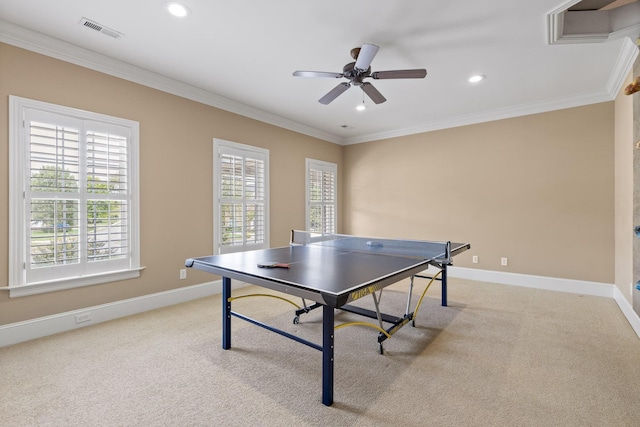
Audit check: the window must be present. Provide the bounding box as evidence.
[9,96,141,297]
[306,159,337,235]
[214,139,269,254]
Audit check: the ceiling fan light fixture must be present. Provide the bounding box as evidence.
[468,75,485,83]
[166,2,190,17]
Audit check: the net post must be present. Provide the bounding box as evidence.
[291,229,310,246]
[441,241,452,307]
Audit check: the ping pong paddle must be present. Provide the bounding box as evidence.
[257,262,290,269]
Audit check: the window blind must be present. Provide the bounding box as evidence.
[24,109,133,283]
[86,130,128,262]
[307,160,337,235]
[218,149,267,251]
[28,121,81,268]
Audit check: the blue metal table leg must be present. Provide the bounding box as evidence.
[441,265,448,307]
[322,304,335,406]
[222,277,231,349]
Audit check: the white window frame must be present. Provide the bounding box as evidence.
[306,158,337,235]
[213,139,269,254]
[8,96,141,297]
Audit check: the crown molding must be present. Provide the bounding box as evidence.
[0,20,341,145]
[343,36,638,145]
[341,90,613,145]
[2,18,636,148]
[606,37,640,97]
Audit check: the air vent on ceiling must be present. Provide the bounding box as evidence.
[79,18,123,39]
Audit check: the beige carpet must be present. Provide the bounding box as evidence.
[1,278,640,426]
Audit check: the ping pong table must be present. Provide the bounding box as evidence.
[186,230,469,406]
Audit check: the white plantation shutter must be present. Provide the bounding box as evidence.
[9,96,140,295]
[86,128,129,262]
[28,119,81,271]
[214,139,269,254]
[306,159,337,235]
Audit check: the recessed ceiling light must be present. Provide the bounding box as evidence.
[468,75,485,83]
[166,2,190,17]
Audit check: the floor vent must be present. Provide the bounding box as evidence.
[79,18,123,39]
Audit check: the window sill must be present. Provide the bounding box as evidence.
[3,267,146,298]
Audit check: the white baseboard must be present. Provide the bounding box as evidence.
[1,269,639,347]
[449,267,614,298]
[0,279,235,348]
[449,266,640,339]
[612,285,640,338]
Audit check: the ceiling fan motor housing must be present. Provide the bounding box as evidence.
[343,62,370,86]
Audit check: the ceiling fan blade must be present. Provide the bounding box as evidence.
[361,82,386,104]
[354,44,379,71]
[319,82,351,105]
[293,71,343,78]
[372,69,427,79]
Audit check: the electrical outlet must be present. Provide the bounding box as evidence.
[472,255,479,264]
[180,268,187,280]
[501,257,508,266]
[75,312,92,324]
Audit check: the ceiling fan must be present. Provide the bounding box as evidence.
[293,44,427,105]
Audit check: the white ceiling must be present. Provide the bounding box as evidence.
[0,0,638,145]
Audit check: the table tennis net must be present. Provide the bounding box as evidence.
[290,230,451,261]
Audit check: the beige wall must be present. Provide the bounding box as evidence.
[632,58,640,315]
[0,43,342,325]
[0,41,624,326]
[343,104,615,283]
[615,70,635,305]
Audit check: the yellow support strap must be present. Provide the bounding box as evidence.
[228,293,302,309]
[412,270,442,320]
[334,321,391,339]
